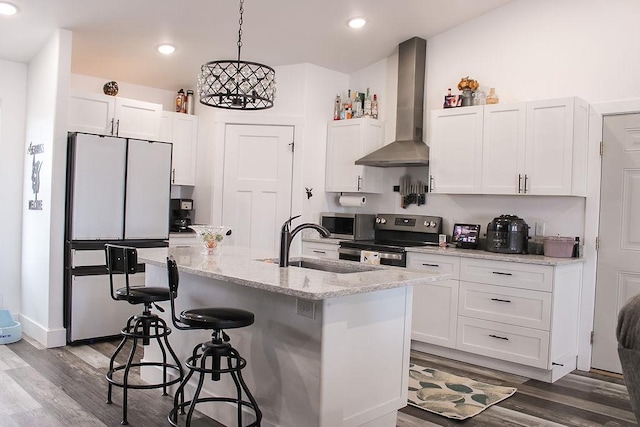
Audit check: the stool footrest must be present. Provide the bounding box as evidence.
[107,362,182,390]
[168,398,260,427]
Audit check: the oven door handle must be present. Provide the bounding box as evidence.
[338,247,404,261]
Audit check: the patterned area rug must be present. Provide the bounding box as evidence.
[408,363,517,420]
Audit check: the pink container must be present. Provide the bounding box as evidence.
[543,236,575,258]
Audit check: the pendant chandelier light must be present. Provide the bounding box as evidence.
[197,0,276,110]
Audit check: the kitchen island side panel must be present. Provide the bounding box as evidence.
[143,263,412,427]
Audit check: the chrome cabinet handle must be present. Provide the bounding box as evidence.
[312,250,326,254]
[489,334,509,341]
[490,298,512,303]
[357,175,362,191]
[422,263,440,267]
[110,118,114,135]
[429,175,434,192]
[115,119,120,136]
[492,271,513,276]
[523,174,528,194]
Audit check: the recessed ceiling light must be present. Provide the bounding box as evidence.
[348,17,367,29]
[157,44,176,55]
[0,2,18,16]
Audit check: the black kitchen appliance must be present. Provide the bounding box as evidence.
[339,214,442,267]
[486,214,529,254]
[170,198,194,232]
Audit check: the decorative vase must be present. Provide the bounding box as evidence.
[461,89,473,107]
[189,225,230,255]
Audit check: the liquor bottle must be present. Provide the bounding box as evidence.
[363,88,372,117]
[333,93,341,120]
[354,91,363,118]
[371,94,378,119]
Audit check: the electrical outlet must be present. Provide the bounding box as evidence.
[296,298,315,319]
[535,222,546,236]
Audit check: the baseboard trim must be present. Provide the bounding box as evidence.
[18,314,66,348]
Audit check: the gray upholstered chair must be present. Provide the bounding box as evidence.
[616,294,640,423]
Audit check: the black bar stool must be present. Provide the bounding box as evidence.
[166,256,261,427]
[104,244,184,425]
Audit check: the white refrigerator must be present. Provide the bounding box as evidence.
[64,132,173,343]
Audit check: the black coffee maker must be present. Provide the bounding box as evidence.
[169,199,194,232]
[486,214,529,254]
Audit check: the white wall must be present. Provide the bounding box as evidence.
[20,29,72,347]
[70,73,176,111]
[0,59,27,314]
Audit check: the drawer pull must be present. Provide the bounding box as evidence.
[552,362,564,367]
[492,271,513,276]
[490,298,512,303]
[422,263,440,267]
[489,334,509,341]
[312,250,326,254]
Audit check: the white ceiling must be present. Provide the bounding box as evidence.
[0,0,513,91]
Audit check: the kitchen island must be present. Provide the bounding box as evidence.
[138,245,449,427]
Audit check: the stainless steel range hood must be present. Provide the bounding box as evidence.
[355,37,428,167]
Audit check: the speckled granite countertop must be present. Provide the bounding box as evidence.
[405,246,584,266]
[302,237,583,266]
[138,246,450,301]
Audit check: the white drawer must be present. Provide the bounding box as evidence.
[459,281,551,330]
[460,258,553,292]
[457,316,550,369]
[302,242,339,260]
[406,253,460,280]
[72,249,106,267]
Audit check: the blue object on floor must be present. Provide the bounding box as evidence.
[0,309,22,344]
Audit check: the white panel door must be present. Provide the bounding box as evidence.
[429,106,484,194]
[592,113,640,373]
[68,91,115,135]
[524,98,574,195]
[71,133,126,240]
[114,97,161,140]
[481,103,526,194]
[124,139,172,240]
[222,124,294,254]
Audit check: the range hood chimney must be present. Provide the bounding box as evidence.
[355,37,429,167]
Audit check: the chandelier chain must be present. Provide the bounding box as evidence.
[237,0,244,57]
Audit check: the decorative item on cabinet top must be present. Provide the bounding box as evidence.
[103,81,118,96]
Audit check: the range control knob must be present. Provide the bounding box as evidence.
[423,220,429,227]
[380,218,387,224]
[429,221,437,228]
[376,217,381,223]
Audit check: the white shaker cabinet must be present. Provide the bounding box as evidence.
[429,106,484,194]
[407,253,460,348]
[429,97,589,196]
[481,103,527,194]
[160,111,198,186]
[524,97,589,196]
[69,91,162,140]
[325,118,384,193]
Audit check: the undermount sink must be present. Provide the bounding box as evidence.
[261,258,378,274]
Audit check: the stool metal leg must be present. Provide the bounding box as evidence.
[107,312,183,426]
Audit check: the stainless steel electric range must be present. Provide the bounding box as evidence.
[338,214,443,267]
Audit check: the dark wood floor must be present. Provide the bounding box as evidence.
[0,335,636,426]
